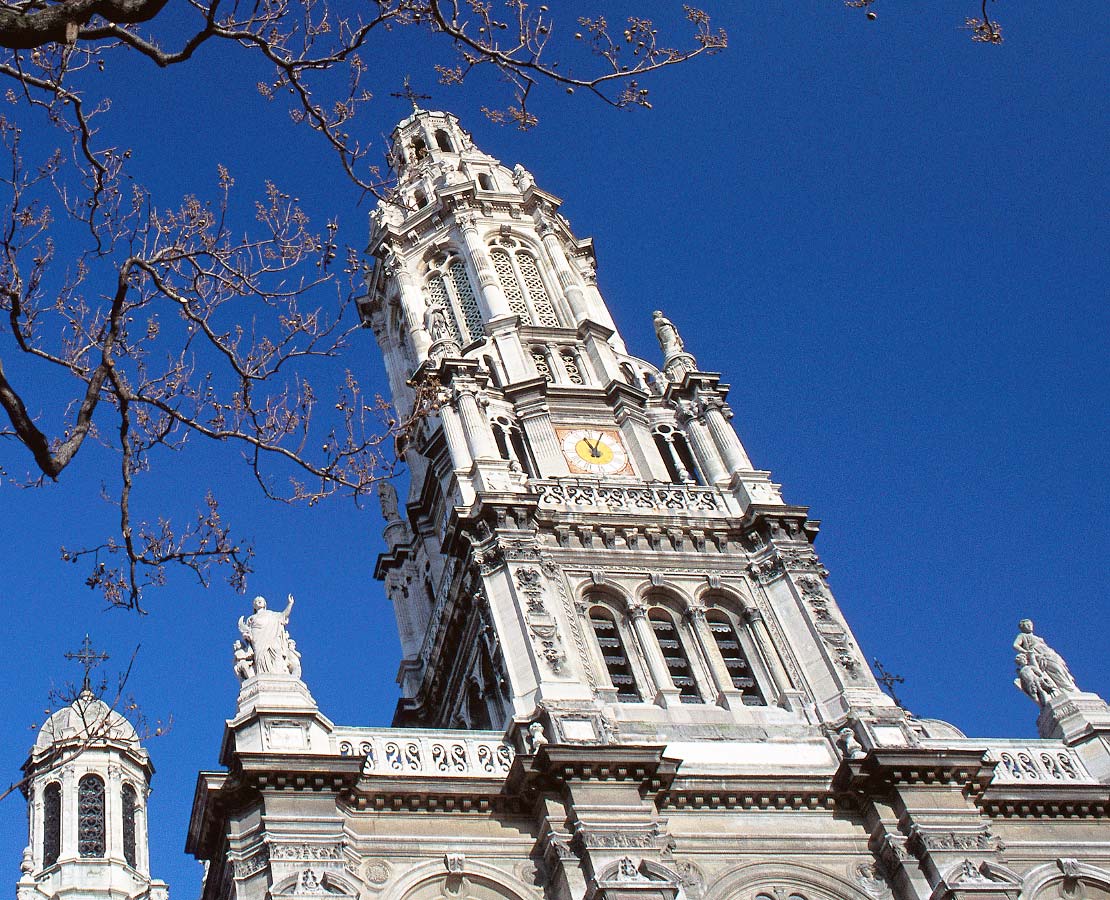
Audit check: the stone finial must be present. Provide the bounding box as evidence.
[1013,619,1079,706]
[237,594,299,678]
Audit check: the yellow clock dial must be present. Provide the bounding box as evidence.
[558,428,630,476]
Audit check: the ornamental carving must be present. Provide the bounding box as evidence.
[271,844,344,862]
[362,860,392,887]
[572,824,664,852]
[233,846,270,878]
[535,481,720,514]
[906,826,1003,858]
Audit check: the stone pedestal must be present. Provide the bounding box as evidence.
[1037,691,1110,781]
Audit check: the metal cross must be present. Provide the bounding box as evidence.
[872,658,906,708]
[390,75,432,111]
[64,634,110,692]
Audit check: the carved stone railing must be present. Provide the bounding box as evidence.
[533,478,729,515]
[921,738,1097,785]
[332,728,513,779]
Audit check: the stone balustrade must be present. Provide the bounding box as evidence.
[332,728,513,778]
[533,478,729,515]
[922,738,1097,785]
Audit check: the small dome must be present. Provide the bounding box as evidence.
[34,691,139,751]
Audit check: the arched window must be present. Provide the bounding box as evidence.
[482,354,503,389]
[412,135,428,160]
[425,257,483,344]
[649,609,702,703]
[42,782,61,867]
[434,129,453,152]
[491,415,537,477]
[653,424,700,485]
[121,783,138,867]
[77,774,106,858]
[589,607,641,702]
[706,611,766,706]
[620,363,641,387]
[488,238,560,327]
[414,188,428,208]
[477,172,494,191]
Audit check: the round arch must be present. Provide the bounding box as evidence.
[706,861,874,900]
[381,859,538,900]
[1022,861,1110,900]
[633,581,692,611]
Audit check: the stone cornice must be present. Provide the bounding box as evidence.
[834,748,997,798]
[978,782,1110,818]
[505,745,679,799]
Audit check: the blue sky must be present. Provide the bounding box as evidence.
[0,2,1106,894]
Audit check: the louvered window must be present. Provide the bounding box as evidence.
[43,782,61,867]
[77,774,105,858]
[122,783,138,867]
[649,610,702,703]
[707,612,766,705]
[589,609,641,702]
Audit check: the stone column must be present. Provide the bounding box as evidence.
[685,606,742,706]
[61,770,77,861]
[455,384,497,460]
[705,402,753,472]
[744,608,795,698]
[520,411,569,476]
[439,403,473,471]
[684,417,729,485]
[539,222,601,327]
[628,603,679,706]
[392,265,432,359]
[457,213,512,321]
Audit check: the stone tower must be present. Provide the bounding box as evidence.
[16,655,168,900]
[188,109,1110,900]
[361,107,908,751]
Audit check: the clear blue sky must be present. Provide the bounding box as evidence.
[0,2,1106,895]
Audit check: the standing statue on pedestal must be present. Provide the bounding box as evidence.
[1013,619,1078,705]
[652,310,685,358]
[424,301,452,343]
[239,595,298,676]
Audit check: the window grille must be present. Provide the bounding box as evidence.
[448,261,483,342]
[77,774,106,858]
[531,350,554,383]
[589,609,641,702]
[121,783,138,867]
[425,277,461,340]
[490,248,532,322]
[649,610,702,703]
[560,352,584,385]
[43,782,61,867]
[518,253,559,326]
[706,612,767,705]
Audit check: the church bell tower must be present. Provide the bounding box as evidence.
[362,108,912,752]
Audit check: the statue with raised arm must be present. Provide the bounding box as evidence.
[238,594,297,676]
[1013,619,1078,694]
[652,310,685,358]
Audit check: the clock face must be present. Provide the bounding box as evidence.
[558,428,631,476]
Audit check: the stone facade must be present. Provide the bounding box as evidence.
[183,109,1110,900]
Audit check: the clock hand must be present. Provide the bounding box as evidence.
[589,433,605,458]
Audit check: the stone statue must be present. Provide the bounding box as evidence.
[378,480,400,522]
[1013,619,1078,695]
[238,594,297,676]
[526,721,548,753]
[1014,653,1056,707]
[652,310,684,358]
[424,301,452,342]
[837,726,866,760]
[287,639,303,679]
[233,640,255,682]
[512,163,534,192]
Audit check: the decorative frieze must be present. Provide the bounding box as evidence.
[342,730,513,778]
